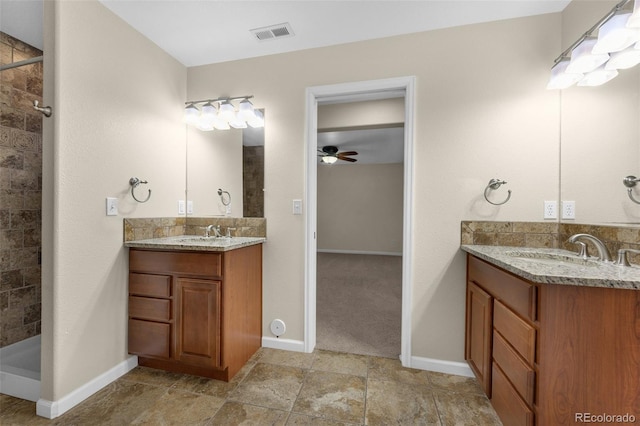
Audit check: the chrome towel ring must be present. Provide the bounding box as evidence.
[623,175,640,204]
[484,179,511,206]
[129,177,151,203]
[218,188,231,206]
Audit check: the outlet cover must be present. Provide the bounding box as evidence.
[178,200,186,215]
[187,200,193,214]
[543,201,557,219]
[562,201,576,219]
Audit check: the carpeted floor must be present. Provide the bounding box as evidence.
[316,252,402,359]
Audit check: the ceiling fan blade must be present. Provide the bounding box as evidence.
[337,156,357,162]
[338,151,358,156]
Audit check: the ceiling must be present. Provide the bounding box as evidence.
[318,127,405,165]
[2,0,569,67]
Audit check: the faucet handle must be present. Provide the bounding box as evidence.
[616,248,640,266]
[569,240,589,260]
[226,227,236,238]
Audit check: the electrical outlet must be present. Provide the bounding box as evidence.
[562,201,576,219]
[178,200,186,215]
[543,201,557,219]
[106,197,118,216]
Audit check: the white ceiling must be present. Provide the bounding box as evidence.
[2,0,570,67]
[318,127,404,165]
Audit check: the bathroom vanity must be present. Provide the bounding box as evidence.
[462,246,640,426]
[125,236,264,381]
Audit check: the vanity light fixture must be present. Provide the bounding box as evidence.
[183,95,264,131]
[547,0,640,89]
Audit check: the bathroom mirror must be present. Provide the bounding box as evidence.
[186,117,264,218]
[559,1,640,225]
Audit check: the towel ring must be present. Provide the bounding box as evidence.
[484,178,511,206]
[129,177,152,203]
[623,175,640,204]
[217,188,231,206]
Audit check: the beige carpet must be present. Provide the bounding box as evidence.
[316,252,402,359]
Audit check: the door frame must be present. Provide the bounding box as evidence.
[304,76,415,366]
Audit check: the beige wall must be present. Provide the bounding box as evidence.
[318,163,403,254]
[188,12,560,361]
[560,0,640,224]
[42,0,186,401]
[317,98,405,129]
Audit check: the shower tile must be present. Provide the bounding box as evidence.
[365,378,440,425]
[230,362,305,411]
[1,269,23,291]
[211,401,288,425]
[0,146,23,169]
[292,370,365,424]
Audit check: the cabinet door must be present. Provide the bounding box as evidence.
[175,277,221,368]
[465,281,493,396]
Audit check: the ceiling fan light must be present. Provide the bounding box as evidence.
[321,155,338,164]
[566,37,609,73]
[546,58,584,90]
[577,65,619,86]
[605,43,640,69]
[592,12,640,54]
[183,103,199,125]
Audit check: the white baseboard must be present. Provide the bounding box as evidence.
[262,337,306,353]
[36,355,138,419]
[410,355,474,377]
[317,249,402,257]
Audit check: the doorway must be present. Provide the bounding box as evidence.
[304,77,415,366]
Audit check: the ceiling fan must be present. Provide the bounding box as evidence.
[318,145,358,164]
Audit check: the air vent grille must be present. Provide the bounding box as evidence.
[250,23,294,41]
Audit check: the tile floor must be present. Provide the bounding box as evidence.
[0,348,502,425]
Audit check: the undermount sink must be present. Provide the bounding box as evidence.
[504,250,600,267]
[173,236,229,243]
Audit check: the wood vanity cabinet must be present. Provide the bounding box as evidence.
[128,244,262,381]
[465,254,640,426]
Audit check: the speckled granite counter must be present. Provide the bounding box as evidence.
[461,245,640,290]
[125,236,265,252]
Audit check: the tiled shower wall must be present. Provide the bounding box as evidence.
[0,33,43,347]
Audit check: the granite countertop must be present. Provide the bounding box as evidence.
[125,236,266,252]
[461,245,640,291]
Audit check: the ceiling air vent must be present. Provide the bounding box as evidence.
[250,23,294,41]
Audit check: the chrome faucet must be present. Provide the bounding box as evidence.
[567,234,612,262]
[205,224,222,238]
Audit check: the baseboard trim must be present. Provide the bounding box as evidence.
[262,337,306,353]
[36,355,138,419]
[317,249,402,257]
[410,355,474,377]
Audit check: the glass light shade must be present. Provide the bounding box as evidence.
[247,109,265,128]
[213,117,230,130]
[321,155,338,164]
[592,12,640,54]
[577,65,619,86]
[196,121,215,131]
[183,104,199,125]
[605,42,640,69]
[566,38,609,73]
[200,102,217,123]
[629,0,640,28]
[238,99,256,121]
[546,59,584,90]
[229,117,248,129]
[218,101,236,122]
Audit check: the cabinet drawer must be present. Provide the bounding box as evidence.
[129,319,170,358]
[129,296,171,322]
[468,256,536,321]
[130,250,222,277]
[494,300,536,365]
[491,363,534,426]
[493,330,535,405]
[129,273,171,298]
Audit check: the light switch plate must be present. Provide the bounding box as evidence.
[106,197,118,216]
[178,200,186,215]
[187,200,193,214]
[293,199,303,215]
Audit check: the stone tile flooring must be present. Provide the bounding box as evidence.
[0,348,502,425]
